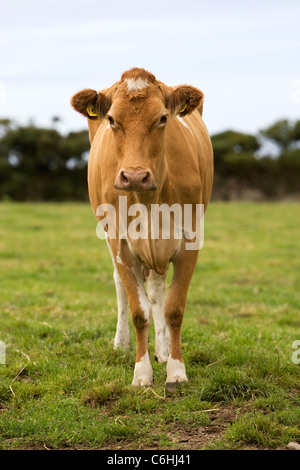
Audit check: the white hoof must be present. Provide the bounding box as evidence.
[166,355,188,384]
[131,353,153,387]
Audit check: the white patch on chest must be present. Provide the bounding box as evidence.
[125,77,149,91]
[176,115,192,133]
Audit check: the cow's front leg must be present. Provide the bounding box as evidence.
[130,277,153,386]
[131,309,153,387]
[164,249,198,388]
[130,266,153,386]
[109,239,153,386]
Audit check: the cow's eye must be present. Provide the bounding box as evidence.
[108,115,115,125]
[159,115,167,125]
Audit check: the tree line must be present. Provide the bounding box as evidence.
[0,117,299,201]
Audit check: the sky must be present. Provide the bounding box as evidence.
[0,0,300,136]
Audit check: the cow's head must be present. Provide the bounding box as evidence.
[71,68,203,192]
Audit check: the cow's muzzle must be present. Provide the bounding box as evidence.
[114,168,157,192]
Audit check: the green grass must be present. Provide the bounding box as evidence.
[0,201,300,449]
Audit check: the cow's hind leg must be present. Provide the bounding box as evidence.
[106,235,131,350]
[146,271,169,363]
[113,269,131,350]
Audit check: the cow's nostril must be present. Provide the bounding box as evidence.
[142,172,149,184]
[120,171,129,184]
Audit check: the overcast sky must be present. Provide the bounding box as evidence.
[0,0,300,136]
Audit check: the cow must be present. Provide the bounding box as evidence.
[71,68,213,389]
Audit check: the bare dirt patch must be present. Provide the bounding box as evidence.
[164,406,238,450]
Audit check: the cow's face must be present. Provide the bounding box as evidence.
[108,86,168,192]
[71,68,203,192]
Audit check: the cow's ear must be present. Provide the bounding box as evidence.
[166,85,204,117]
[71,89,112,120]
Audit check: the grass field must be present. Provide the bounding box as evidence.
[0,201,299,450]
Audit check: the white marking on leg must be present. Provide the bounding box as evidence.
[146,272,169,363]
[105,235,130,350]
[113,269,131,350]
[125,77,149,91]
[132,352,153,386]
[166,356,188,384]
[137,285,151,322]
[130,257,152,324]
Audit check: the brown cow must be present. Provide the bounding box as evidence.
[71,68,213,388]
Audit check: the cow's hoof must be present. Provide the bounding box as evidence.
[166,356,187,385]
[132,353,153,387]
[165,380,187,395]
[154,350,169,363]
[114,332,131,351]
[114,339,132,351]
[165,382,177,394]
[131,377,153,387]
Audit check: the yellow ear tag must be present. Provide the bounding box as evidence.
[179,103,187,113]
[86,104,97,117]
